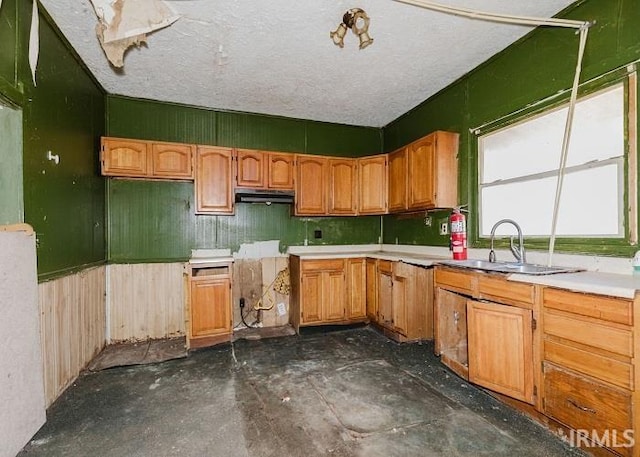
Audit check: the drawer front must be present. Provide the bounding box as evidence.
[544,339,633,390]
[434,267,473,293]
[478,275,534,305]
[544,364,632,445]
[544,310,633,357]
[544,288,632,325]
[301,259,345,272]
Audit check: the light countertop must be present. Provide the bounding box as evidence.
[287,244,640,299]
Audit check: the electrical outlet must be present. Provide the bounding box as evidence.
[440,221,449,235]
[424,216,432,227]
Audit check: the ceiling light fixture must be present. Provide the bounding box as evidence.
[330,8,373,50]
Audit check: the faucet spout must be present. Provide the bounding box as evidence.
[489,219,526,264]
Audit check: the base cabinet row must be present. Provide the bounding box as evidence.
[434,266,640,457]
[290,256,433,343]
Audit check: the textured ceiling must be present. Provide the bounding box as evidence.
[39,0,575,127]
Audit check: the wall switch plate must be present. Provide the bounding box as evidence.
[440,221,449,235]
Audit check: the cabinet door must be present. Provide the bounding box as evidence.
[358,155,387,214]
[101,138,149,177]
[190,277,231,337]
[296,156,328,215]
[236,149,265,188]
[407,135,436,210]
[366,258,378,321]
[347,258,366,319]
[195,146,234,214]
[328,158,358,215]
[388,148,407,212]
[467,300,534,404]
[435,288,469,380]
[267,153,294,190]
[301,271,323,323]
[151,143,193,179]
[324,270,346,321]
[392,270,408,335]
[378,267,393,328]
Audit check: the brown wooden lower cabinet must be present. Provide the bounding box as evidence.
[289,256,367,332]
[434,266,640,457]
[187,264,233,348]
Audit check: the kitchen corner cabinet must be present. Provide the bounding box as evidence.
[101,137,193,179]
[388,148,408,212]
[195,146,234,214]
[373,260,433,343]
[329,158,358,215]
[366,258,379,321]
[188,265,233,349]
[295,155,328,215]
[289,256,367,332]
[358,154,388,215]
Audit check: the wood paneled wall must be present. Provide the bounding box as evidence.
[107,263,185,342]
[39,266,106,406]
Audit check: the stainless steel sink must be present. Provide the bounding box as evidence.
[439,259,583,275]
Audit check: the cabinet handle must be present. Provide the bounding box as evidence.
[567,398,597,414]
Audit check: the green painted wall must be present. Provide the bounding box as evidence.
[0,0,20,100]
[0,0,106,279]
[382,0,640,254]
[106,96,382,262]
[0,103,23,224]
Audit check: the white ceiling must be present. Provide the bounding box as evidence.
[39,0,575,128]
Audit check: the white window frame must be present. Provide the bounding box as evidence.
[476,76,637,242]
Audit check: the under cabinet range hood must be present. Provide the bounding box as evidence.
[234,189,295,204]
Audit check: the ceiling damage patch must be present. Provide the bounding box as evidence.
[89,0,180,68]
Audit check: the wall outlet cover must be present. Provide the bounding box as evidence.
[276,302,287,316]
[440,221,449,235]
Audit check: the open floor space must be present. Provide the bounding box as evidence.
[19,328,583,457]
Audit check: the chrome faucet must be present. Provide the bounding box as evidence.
[489,219,526,264]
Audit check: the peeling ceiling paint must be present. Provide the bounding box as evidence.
[39,0,575,127]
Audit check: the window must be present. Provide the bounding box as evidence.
[478,83,631,239]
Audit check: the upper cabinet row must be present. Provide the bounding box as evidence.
[101,130,459,216]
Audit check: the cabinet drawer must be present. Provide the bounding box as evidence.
[478,276,534,306]
[435,268,473,293]
[301,259,345,272]
[544,339,633,390]
[543,288,632,325]
[544,364,632,445]
[544,310,633,357]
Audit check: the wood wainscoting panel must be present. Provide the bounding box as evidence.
[108,263,185,343]
[39,266,106,406]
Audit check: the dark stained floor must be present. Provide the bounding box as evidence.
[19,327,585,457]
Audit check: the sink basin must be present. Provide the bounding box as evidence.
[439,259,583,275]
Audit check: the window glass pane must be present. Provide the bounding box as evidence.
[481,84,624,183]
[480,164,622,237]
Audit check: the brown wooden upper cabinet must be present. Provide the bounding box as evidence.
[295,155,328,215]
[408,131,459,210]
[195,146,234,214]
[101,137,193,179]
[388,148,408,212]
[328,158,358,215]
[268,153,295,190]
[358,154,388,215]
[151,142,194,179]
[236,149,265,188]
[101,138,149,177]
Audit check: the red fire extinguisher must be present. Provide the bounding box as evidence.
[450,206,467,260]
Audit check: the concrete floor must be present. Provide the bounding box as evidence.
[19,327,584,457]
